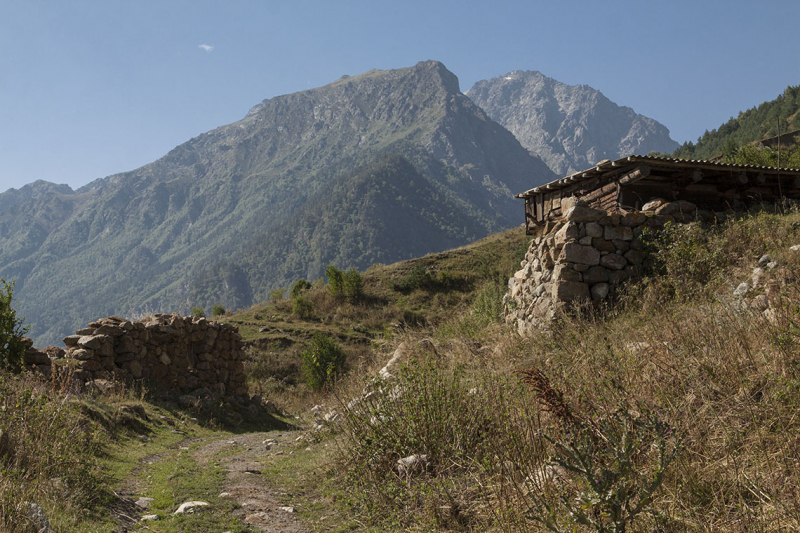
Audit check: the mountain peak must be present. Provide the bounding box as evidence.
[468,71,678,175]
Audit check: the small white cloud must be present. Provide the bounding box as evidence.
[198,44,214,53]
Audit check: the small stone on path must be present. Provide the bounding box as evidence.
[280,506,296,513]
[140,514,159,521]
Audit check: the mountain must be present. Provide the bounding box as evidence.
[0,180,74,214]
[1,60,556,346]
[466,70,679,176]
[673,84,800,161]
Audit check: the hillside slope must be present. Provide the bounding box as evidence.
[2,60,555,345]
[674,84,800,160]
[467,70,678,175]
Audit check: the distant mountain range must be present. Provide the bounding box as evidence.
[467,70,679,175]
[0,60,556,346]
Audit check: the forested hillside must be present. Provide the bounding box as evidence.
[673,85,800,161]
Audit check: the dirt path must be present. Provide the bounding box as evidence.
[191,431,310,532]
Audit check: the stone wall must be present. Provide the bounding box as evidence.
[24,313,247,397]
[505,198,703,335]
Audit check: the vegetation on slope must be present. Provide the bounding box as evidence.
[673,85,800,162]
[247,209,800,532]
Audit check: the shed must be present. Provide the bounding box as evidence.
[516,155,800,234]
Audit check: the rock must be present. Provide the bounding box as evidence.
[790,245,800,252]
[25,502,55,533]
[173,501,209,515]
[592,238,616,253]
[585,221,603,238]
[563,206,606,222]
[767,261,778,270]
[758,254,772,267]
[641,198,668,212]
[750,294,770,311]
[600,253,627,271]
[24,349,50,365]
[86,379,116,394]
[279,506,296,513]
[135,497,154,509]
[583,266,611,285]
[560,243,600,266]
[733,282,749,297]
[553,222,579,246]
[604,226,633,241]
[553,264,582,282]
[591,283,610,301]
[140,514,160,521]
[77,335,111,350]
[397,454,429,476]
[552,281,590,303]
[379,342,408,380]
[63,335,82,347]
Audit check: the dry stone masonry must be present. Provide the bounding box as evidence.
[24,314,247,396]
[505,197,702,335]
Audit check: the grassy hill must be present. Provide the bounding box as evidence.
[5,208,800,531]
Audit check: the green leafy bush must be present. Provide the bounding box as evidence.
[291,296,314,319]
[342,268,364,303]
[211,304,226,317]
[290,279,312,299]
[270,288,285,301]
[301,335,346,391]
[0,279,29,372]
[190,306,205,318]
[325,265,344,296]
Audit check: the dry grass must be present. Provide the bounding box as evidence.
[325,210,800,532]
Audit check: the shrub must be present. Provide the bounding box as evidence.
[211,304,226,317]
[270,288,285,301]
[290,279,312,299]
[342,268,364,303]
[301,335,346,391]
[325,265,344,296]
[190,306,205,318]
[0,279,29,372]
[291,296,314,319]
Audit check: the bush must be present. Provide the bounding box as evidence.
[270,288,285,301]
[191,306,205,318]
[0,279,29,372]
[301,335,346,391]
[342,268,364,303]
[211,305,226,317]
[325,265,344,296]
[291,296,314,319]
[290,279,312,299]
[326,266,364,303]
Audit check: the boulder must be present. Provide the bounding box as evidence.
[560,243,600,266]
[563,206,606,222]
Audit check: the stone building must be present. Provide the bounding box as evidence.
[505,155,800,335]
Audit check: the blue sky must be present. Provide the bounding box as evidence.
[1,0,798,192]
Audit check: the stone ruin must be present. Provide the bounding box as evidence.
[22,313,247,397]
[504,197,704,335]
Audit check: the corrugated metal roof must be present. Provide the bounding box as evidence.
[516,155,800,198]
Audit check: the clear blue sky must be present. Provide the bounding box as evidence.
[1,0,798,192]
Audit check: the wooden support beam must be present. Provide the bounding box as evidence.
[619,165,651,186]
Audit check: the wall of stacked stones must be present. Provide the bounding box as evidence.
[505,198,701,336]
[23,313,247,396]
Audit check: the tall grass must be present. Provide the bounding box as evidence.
[329,210,800,531]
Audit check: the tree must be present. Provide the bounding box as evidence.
[0,279,30,372]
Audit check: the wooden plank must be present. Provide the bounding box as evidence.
[618,165,651,185]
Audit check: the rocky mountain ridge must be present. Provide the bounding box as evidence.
[467,70,679,175]
[1,60,556,346]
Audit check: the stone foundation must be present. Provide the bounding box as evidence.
[505,198,704,335]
